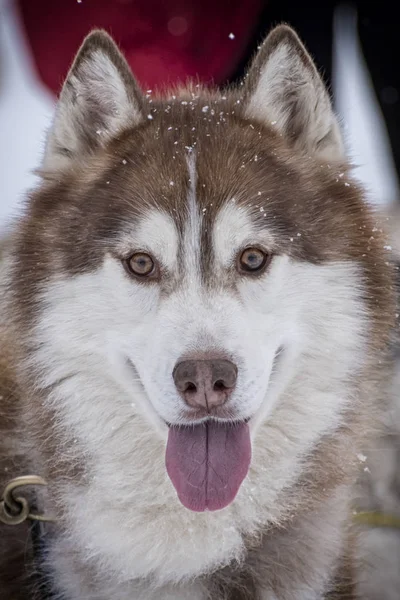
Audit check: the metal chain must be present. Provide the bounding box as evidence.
[0,475,56,525]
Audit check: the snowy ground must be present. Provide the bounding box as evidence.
[0,0,399,234]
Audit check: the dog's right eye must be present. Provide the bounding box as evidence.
[125,252,156,278]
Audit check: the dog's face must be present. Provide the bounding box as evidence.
[10,27,388,521]
[30,137,363,430]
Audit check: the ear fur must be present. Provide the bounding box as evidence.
[42,30,145,173]
[243,25,344,162]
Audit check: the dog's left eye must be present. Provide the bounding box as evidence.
[238,248,270,274]
[125,253,156,277]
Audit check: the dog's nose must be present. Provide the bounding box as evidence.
[173,359,238,411]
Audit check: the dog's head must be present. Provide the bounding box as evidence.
[10,27,393,517]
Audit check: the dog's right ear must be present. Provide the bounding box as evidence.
[42,30,145,174]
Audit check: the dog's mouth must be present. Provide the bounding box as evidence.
[165,346,284,513]
[165,418,251,512]
[128,348,283,513]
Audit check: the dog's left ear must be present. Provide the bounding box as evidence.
[243,25,344,162]
[42,30,145,173]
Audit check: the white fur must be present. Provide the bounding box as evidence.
[213,201,273,268]
[116,211,179,273]
[24,197,368,596]
[258,487,350,600]
[183,152,202,280]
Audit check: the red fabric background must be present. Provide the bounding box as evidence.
[17,0,264,94]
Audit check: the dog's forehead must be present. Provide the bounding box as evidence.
[110,99,284,215]
[107,103,291,257]
[114,149,262,274]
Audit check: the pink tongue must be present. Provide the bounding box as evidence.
[166,422,251,512]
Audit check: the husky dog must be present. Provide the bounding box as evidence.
[0,25,396,600]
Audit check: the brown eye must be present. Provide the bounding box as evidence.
[126,253,155,277]
[238,247,270,274]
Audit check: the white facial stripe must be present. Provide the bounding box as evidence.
[183,152,202,278]
[122,211,179,271]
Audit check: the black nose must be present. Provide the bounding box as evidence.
[172,358,238,411]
